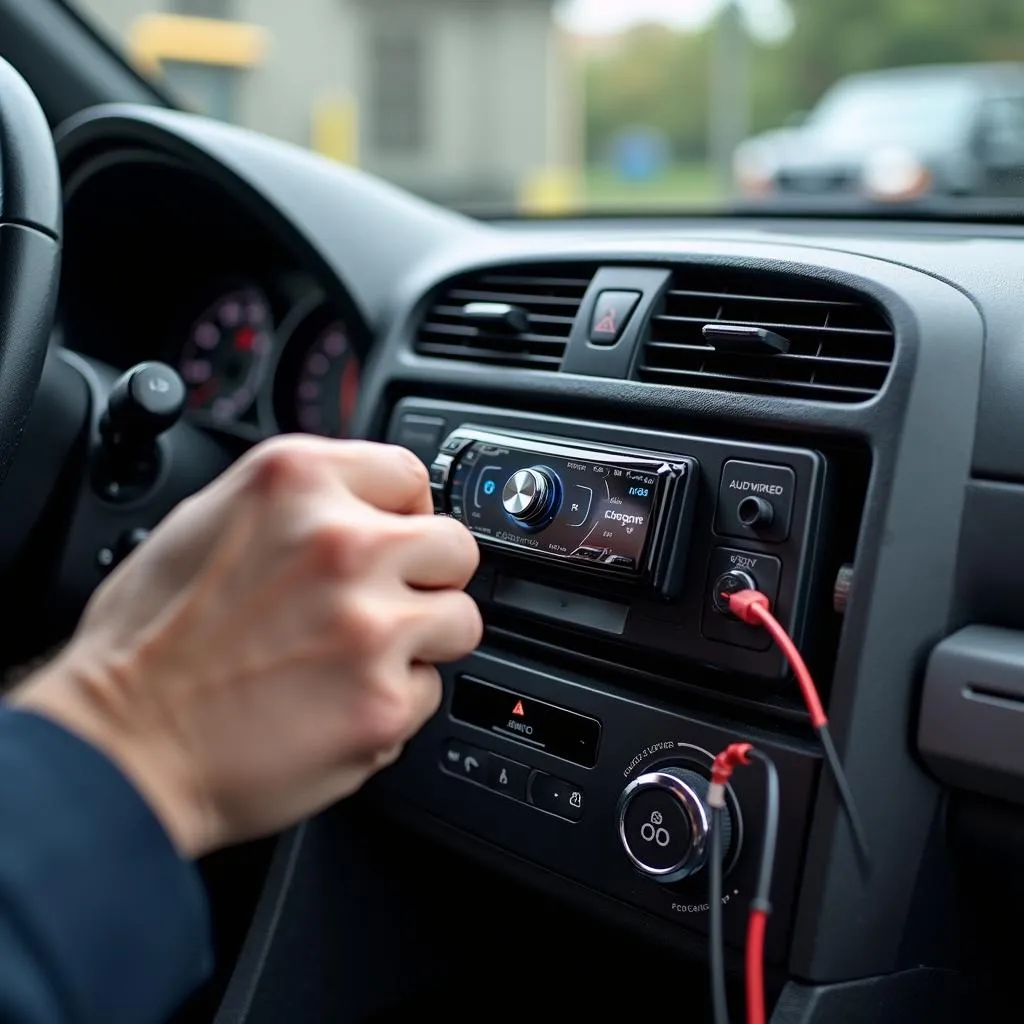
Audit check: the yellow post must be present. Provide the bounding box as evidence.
[518,166,581,216]
[311,92,359,165]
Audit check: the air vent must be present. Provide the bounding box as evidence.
[638,268,895,402]
[415,265,595,369]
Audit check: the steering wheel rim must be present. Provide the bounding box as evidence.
[0,56,62,488]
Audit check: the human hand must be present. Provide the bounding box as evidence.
[10,437,482,858]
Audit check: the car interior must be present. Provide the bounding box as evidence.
[3,2,1024,1022]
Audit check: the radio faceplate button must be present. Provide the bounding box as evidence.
[604,554,636,569]
[570,545,608,561]
[429,455,453,488]
[566,483,594,526]
[717,460,795,542]
[440,434,473,455]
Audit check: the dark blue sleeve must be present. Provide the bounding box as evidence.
[0,708,212,1023]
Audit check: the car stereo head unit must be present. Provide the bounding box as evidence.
[430,427,697,595]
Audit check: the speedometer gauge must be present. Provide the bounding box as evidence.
[179,286,274,422]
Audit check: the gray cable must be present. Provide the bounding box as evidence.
[708,804,730,1024]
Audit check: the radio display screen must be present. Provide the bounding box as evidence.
[448,438,669,572]
[450,676,601,767]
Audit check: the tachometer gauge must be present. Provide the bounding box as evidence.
[269,301,360,439]
[179,286,275,422]
[293,321,359,437]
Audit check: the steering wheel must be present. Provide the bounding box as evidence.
[0,57,62,488]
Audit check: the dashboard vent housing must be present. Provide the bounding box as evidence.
[638,268,895,402]
[415,265,595,369]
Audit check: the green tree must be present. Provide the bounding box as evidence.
[583,24,710,163]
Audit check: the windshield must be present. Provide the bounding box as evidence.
[69,0,1024,216]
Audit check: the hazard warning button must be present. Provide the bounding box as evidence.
[588,290,641,346]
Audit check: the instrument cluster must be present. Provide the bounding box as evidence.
[58,153,365,443]
[172,279,360,439]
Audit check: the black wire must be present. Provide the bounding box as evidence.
[708,804,730,1024]
[817,724,872,876]
[747,749,780,910]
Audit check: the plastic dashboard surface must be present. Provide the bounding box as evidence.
[52,105,1012,987]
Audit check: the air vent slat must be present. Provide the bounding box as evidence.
[639,269,894,403]
[448,290,583,309]
[430,305,577,327]
[643,341,891,369]
[653,315,891,338]
[414,342,563,368]
[479,275,594,288]
[414,263,595,370]
[419,323,567,348]
[668,289,858,308]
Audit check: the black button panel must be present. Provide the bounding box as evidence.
[716,460,796,543]
[439,740,584,822]
[450,676,602,767]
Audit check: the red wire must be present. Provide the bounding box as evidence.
[745,909,769,1024]
[746,602,828,729]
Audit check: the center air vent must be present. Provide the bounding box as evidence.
[638,268,895,403]
[415,265,595,369]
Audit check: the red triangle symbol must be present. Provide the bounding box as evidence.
[512,700,525,716]
[594,309,617,333]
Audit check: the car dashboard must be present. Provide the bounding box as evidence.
[40,102,1024,1022]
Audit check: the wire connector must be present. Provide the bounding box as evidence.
[722,588,772,625]
[711,742,753,788]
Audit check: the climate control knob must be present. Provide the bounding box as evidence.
[502,466,558,526]
[617,767,733,883]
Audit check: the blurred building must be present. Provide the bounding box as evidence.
[81,0,579,209]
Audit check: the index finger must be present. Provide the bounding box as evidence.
[227,436,435,516]
[327,441,434,515]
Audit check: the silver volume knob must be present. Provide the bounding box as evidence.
[617,767,734,883]
[502,467,555,525]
